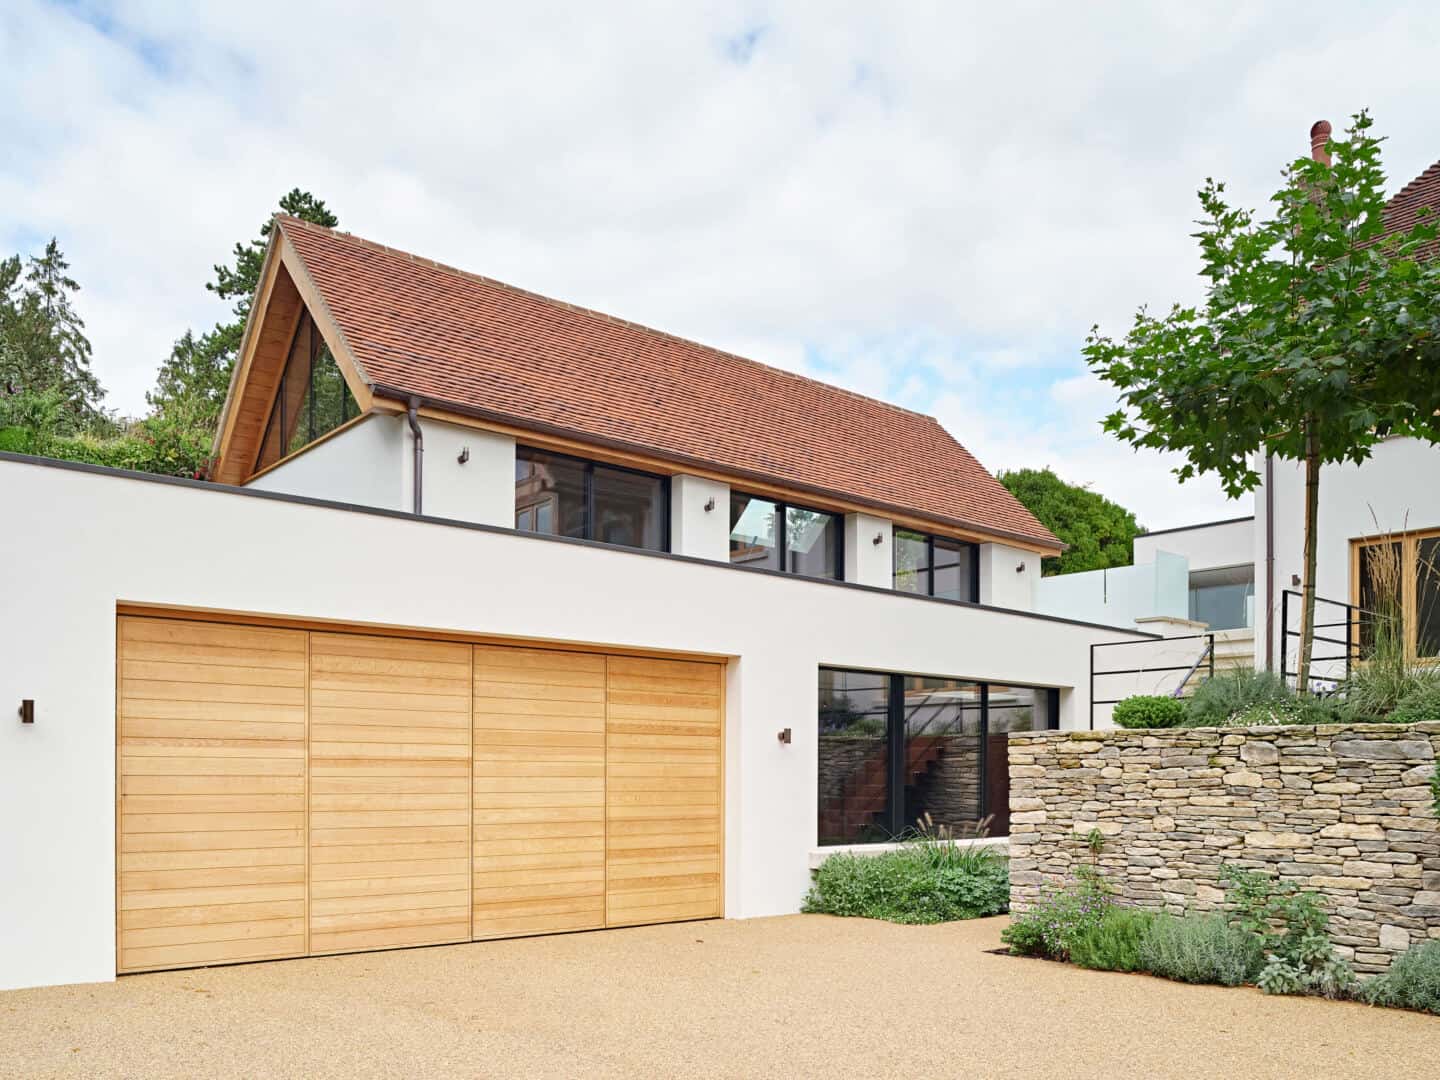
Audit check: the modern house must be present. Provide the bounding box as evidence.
[0,216,1149,991]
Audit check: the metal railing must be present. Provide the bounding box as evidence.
[1279,588,1368,690]
[1089,633,1215,730]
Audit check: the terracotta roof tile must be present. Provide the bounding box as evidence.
[1383,157,1440,253]
[276,217,1059,548]
[1385,158,1440,236]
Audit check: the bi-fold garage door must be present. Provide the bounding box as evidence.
[116,616,722,973]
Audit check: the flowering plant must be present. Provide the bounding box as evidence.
[1002,865,1115,960]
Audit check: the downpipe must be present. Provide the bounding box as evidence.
[407,397,424,515]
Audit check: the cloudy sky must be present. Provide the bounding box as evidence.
[4,1,1438,528]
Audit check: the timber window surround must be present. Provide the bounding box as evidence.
[514,445,670,553]
[253,309,358,473]
[1352,528,1440,660]
[728,492,843,580]
[817,668,1058,845]
[892,529,978,601]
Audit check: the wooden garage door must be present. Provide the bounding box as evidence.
[307,633,472,954]
[471,645,607,938]
[118,618,722,973]
[605,656,723,926]
[116,618,308,973]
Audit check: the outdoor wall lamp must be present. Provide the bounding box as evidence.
[704,497,715,512]
[777,727,792,745]
[19,699,34,724]
[457,447,470,465]
[872,532,884,546]
[1291,574,1302,587]
[1016,561,1027,574]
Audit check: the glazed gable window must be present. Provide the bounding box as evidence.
[253,310,359,473]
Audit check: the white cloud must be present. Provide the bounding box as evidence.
[1,0,1435,529]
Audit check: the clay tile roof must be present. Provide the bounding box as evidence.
[275,217,1059,548]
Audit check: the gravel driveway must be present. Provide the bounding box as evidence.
[2,915,1434,1079]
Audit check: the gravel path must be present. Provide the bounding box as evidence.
[2,915,1434,1079]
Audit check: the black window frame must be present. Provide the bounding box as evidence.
[892,529,979,602]
[253,311,357,474]
[514,443,671,554]
[729,491,845,581]
[817,665,1058,844]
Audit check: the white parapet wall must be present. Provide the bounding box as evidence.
[0,454,1151,990]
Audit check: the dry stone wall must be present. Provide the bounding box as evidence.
[1008,722,1440,974]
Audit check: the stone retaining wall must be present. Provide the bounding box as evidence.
[1008,722,1440,974]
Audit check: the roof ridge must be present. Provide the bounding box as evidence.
[273,214,939,424]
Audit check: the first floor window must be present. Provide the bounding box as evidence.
[817,667,1058,845]
[1353,530,1440,660]
[514,446,668,553]
[893,529,977,601]
[729,492,842,580]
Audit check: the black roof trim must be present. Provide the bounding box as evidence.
[1140,515,1254,539]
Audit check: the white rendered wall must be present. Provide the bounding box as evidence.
[670,474,730,559]
[0,457,1148,990]
[245,414,406,510]
[843,513,892,587]
[978,542,1036,610]
[418,420,515,527]
[1134,515,1254,573]
[1256,437,1440,677]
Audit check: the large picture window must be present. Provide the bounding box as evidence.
[818,667,1057,845]
[893,530,978,602]
[514,446,668,553]
[253,310,359,473]
[729,493,842,580]
[1188,564,1254,631]
[1352,530,1440,660]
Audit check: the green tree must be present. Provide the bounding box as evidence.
[146,189,339,473]
[998,467,1142,576]
[1085,112,1440,692]
[0,239,106,431]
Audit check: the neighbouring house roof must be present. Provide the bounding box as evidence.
[260,216,1059,548]
[1383,158,1440,243]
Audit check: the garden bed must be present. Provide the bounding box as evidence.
[1002,859,1440,1016]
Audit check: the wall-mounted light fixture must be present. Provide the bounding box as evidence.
[777,727,792,745]
[704,497,716,512]
[457,447,470,465]
[872,532,884,546]
[1291,574,1301,587]
[1016,561,1027,574]
[19,699,34,724]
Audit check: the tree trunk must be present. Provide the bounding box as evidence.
[1297,420,1321,696]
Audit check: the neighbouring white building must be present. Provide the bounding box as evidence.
[1044,136,1440,691]
[0,216,1149,992]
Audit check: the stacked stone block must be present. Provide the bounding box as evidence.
[1008,722,1440,974]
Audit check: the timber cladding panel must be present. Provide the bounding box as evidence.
[117,618,308,973]
[307,633,473,954]
[116,616,723,974]
[471,646,607,938]
[605,656,723,926]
